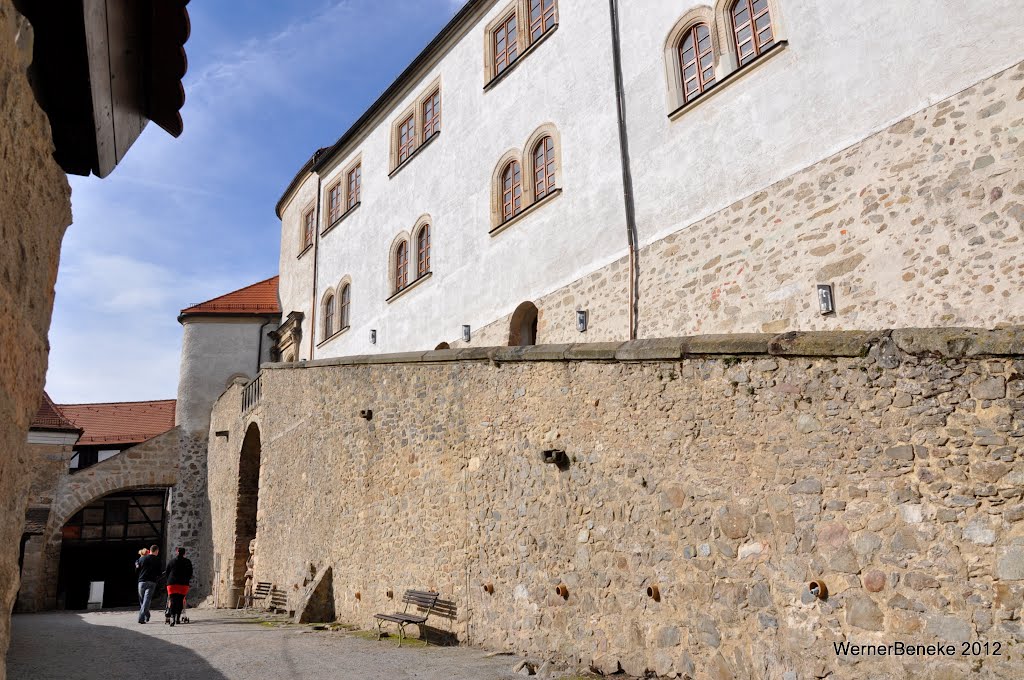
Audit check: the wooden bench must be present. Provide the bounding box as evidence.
[236,581,271,609]
[374,590,439,647]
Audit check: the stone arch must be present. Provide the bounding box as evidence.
[664,5,719,109]
[508,301,539,347]
[225,372,251,389]
[230,422,262,606]
[435,342,450,350]
[522,123,563,204]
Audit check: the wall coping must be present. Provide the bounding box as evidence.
[261,328,1024,371]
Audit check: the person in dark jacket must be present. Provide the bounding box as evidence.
[136,545,160,624]
[163,547,193,626]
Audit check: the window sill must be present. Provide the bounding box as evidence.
[297,243,313,260]
[668,40,789,120]
[389,131,441,179]
[484,24,559,92]
[317,325,350,348]
[489,187,563,237]
[386,271,432,304]
[322,202,361,237]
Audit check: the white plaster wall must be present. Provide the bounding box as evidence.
[619,0,1024,247]
[282,0,628,358]
[277,172,319,360]
[176,318,277,433]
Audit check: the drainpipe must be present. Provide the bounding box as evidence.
[308,166,324,359]
[608,0,639,340]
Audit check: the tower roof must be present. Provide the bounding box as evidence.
[30,392,82,433]
[179,276,281,320]
[58,400,177,446]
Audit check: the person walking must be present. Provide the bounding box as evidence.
[163,547,193,626]
[136,545,160,624]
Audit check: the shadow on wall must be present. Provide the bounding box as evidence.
[7,612,230,680]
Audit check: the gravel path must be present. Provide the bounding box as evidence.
[8,610,540,680]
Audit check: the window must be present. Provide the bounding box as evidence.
[327,182,342,224]
[731,0,774,66]
[422,90,441,139]
[533,136,556,200]
[302,208,315,250]
[501,161,523,222]
[323,294,335,338]
[417,224,431,276]
[529,0,557,42]
[347,164,361,209]
[394,240,409,292]
[339,284,350,329]
[398,114,416,164]
[493,13,518,75]
[679,23,716,102]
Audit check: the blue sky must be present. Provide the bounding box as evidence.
[46,0,465,403]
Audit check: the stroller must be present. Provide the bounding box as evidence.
[164,584,191,626]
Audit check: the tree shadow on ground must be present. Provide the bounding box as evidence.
[8,612,230,680]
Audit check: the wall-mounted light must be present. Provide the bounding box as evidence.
[817,284,835,316]
[576,309,588,333]
[462,325,471,343]
[370,329,377,344]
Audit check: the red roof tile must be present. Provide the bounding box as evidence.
[31,392,81,432]
[58,400,176,446]
[179,276,281,318]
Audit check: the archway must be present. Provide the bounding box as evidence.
[435,342,450,350]
[508,301,539,346]
[231,422,262,605]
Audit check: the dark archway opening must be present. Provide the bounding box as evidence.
[434,342,450,350]
[508,301,539,346]
[231,423,262,605]
[57,488,168,609]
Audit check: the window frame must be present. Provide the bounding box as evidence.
[484,1,559,87]
[532,135,556,201]
[339,282,351,330]
[346,163,361,210]
[501,160,523,223]
[416,223,431,277]
[528,0,557,43]
[394,239,409,293]
[322,292,335,340]
[678,23,716,104]
[389,78,443,174]
[731,0,775,67]
[301,206,315,253]
[325,180,343,226]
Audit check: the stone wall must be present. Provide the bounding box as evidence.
[208,328,1024,679]
[164,430,214,602]
[0,2,73,677]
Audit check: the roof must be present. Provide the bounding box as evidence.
[276,0,490,217]
[179,276,281,320]
[58,400,177,446]
[30,392,81,433]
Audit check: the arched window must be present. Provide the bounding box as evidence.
[529,0,557,42]
[731,0,774,66]
[339,284,350,329]
[322,294,335,339]
[394,240,409,292]
[417,224,431,276]
[501,161,523,222]
[678,23,715,102]
[533,136,556,200]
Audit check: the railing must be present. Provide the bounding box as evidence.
[242,373,262,414]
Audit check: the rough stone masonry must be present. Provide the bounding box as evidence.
[207,328,1024,679]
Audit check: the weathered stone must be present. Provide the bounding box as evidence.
[769,330,878,358]
[971,377,1006,400]
[963,515,997,546]
[925,615,973,643]
[996,547,1024,580]
[905,572,941,590]
[790,479,823,494]
[862,571,886,592]
[885,445,915,461]
[718,505,751,540]
[846,595,885,631]
[796,414,820,434]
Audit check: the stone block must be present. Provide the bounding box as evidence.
[768,331,880,357]
[420,349,462,362]
[516,344,574,361]
[925,615,973,643]
[996,547,1024,580]
[371,351,428,364]
[891,327,1024,358]
[970,377,1006,400]
[614,338,685,361]
[846,595,885,631]
[564,342,623,360]
[682,334,772,355]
